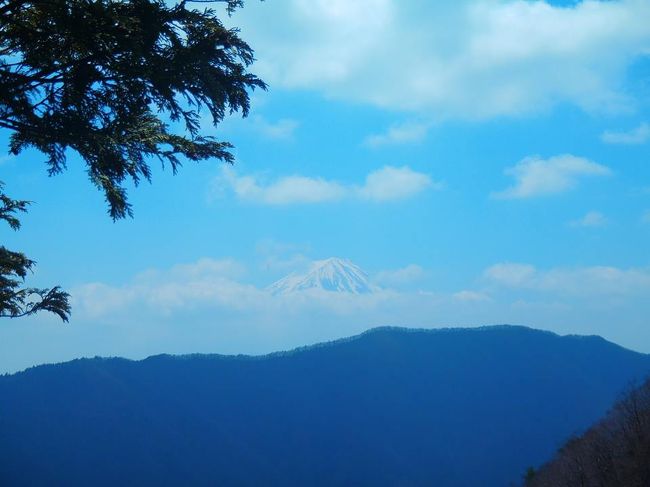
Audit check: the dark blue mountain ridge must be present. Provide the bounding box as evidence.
[1,325,649,487]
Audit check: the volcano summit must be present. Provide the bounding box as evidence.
[268,258,373,295]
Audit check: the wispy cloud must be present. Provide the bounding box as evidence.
[453,290,491,302]
[374,264,425,287]
[492,155,611,199]
[255,239,312,275]
[570,211,608,228]
[363,121,430,147]
[484,262,650,297]
[252,116,300,140]
[214,165,439,205]
[602,122,650,144]
[642,210,650,225]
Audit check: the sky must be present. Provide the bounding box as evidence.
[1,0,650,373]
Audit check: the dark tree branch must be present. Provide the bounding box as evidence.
[0,0,263,323]
[0,0,265,220]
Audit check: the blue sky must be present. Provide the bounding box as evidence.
[1,0,650,373]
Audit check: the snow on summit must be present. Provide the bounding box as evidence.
[268,258,373,295]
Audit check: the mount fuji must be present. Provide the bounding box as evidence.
[267,257,374,295]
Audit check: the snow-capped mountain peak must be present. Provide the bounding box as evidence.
[268,257,373,295]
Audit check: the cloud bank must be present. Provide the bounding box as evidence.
[229,0,650,118]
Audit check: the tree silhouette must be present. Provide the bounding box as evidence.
[0,0,265,321]
[524,379,650,487]
[0,183,70,321]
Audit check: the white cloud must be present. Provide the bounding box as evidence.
[215,167,347,205]
[227,0,650,118]
[359,166,440,202]
[492,154,611,199]
[484,262,650,297]
[214,165,438,205]
[570,211,608,227]
[72,282,137,319]
[375,264,425,287]
[363,121,430,147]
[602,122,650,144]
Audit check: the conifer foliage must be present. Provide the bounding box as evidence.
[0,183,70,321]
[0,0,264,321]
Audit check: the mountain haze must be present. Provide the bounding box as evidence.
[1,326,649,486]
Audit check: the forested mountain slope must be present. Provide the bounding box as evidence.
[2,326,649,487]
[525,377,650,487]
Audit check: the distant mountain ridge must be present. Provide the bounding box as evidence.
[1,326,649,487]
[267,257,374,295]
